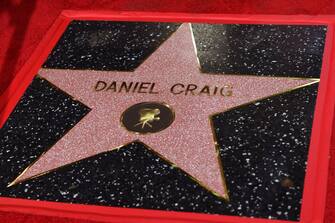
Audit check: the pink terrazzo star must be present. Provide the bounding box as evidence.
[11,23,317,199]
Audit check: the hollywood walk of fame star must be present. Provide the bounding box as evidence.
[9,23,317,200]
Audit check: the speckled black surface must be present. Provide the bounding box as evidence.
[0,77,90,190]
[44,21,326,78]
[2,142,226,212]
[0,82,318,221]
[0,21,325,221]
[192,24,326,78]
[43,21,180,71]
[214,83,319,220]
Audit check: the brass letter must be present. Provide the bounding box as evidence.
[213,86,218,95]
[185,84,197,95]
[198,85,210,96]
[119,82,133,93]
[220,85,233,96]
[138,82,151,93]
[106,81,117,92]
[132,82,139,93]
[95,81,107,91]
[170,83,185,94]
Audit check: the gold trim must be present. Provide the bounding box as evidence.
[201,71,321,81]
[209,117,230,201]
[7,75,92,187]
[139,141,229,201]
[7,23,321,203]
[210,79,320,117]
[8,137,230,201]
[207,79,320,201]
[8,79,319,201]
[189,24,201,70]
[41,23,182,74]
[36,74,90,107]
[189,23,321,80]
[120,101,175,135]
[41,22,321,80]
[40,67,321,82]
[8,142,132,187]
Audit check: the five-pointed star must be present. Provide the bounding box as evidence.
[10,23,316,199]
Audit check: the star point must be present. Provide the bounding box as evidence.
[9,23,317,200]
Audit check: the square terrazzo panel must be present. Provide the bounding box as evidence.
[0,19,327,222]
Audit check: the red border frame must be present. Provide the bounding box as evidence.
[0,11,335,223]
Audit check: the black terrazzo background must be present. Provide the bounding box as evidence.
[43,21,180,71]
[192,24,327,78]
[0,21,325,221]
[1,142,227,212]
[43,21,327,79]
[0,77,90,190]
[0,82,318,221]
[214,83,319,220]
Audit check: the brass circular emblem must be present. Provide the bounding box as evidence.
[121,102,175,134]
